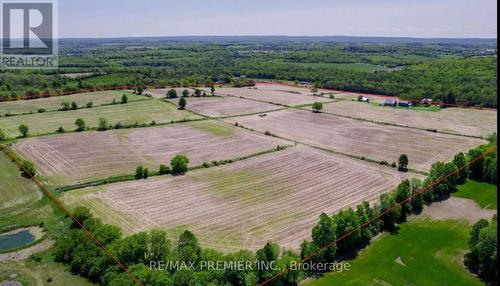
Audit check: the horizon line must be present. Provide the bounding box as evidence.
[55,35,498,40]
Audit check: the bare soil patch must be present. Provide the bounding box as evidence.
[223,109,485,172]
[422,197,496,223]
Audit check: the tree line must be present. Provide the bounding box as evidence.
[465,216,497,283]
[1,43,496,107]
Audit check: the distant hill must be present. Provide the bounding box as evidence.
[60,35,497,47]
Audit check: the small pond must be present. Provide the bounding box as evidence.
[0,230,35,252]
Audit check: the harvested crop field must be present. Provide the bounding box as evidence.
[14,121,289,185]
[314,101,497,138]
[61,146,416,251]
[0,90,141,116]
[254,83,316,95]
[224,109,485,172]
[0,99,200,137]
[215,87,331,106]
[168,95,282,117]
[254,83,360,100]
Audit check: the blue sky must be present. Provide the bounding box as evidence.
[59,0,497,38]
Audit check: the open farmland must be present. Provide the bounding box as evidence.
[0,151,41,217]
[215,86,332,106]
[313,101,497,138]
[224,109,485,172]
[168,95,282,117]
[254,82,369,100]
[254,83,317,95]
[14,121,289,185]
[0,99,201,137]
[0,90,141,116]
[61,146,416,251]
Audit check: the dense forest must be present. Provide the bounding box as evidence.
[0,37,497,107]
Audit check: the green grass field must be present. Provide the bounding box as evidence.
[0,90,143,116]
[190,120,234,136]
[453,180,497,209]
[0,99,201,137]
[0,149,60,235]
[0,150,41,220]
[304,219,483,286]
[0,251,95,286]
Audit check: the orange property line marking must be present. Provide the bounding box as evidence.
[259,145,497,286]
[0,143,144,286]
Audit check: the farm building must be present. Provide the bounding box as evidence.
[383,99,397,106]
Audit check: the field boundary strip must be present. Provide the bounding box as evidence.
[0,143,144,286]
[259,144,497,286]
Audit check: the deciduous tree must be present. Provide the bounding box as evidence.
[333,208,361,256]
[75,118,86,131]
[171,154,189,174]
[121,94,128,104]
[312,102,323,113]
[98,117,109,131]
[398,154,409,171]
[178,96,187,110]
[167,89,177,99]
[379,193,401,230]
[311,213,336,263]
[135,166,144,179]
[18,124,29,137]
